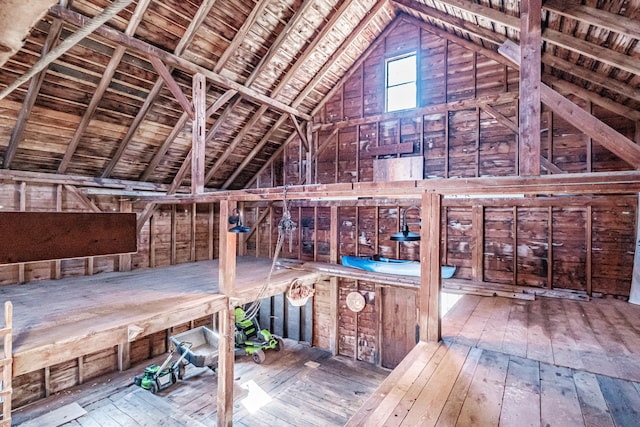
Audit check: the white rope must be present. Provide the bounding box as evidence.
[0,0,134,101]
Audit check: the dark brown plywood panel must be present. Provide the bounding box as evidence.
[0,212,137,264]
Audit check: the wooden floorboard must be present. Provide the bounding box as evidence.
[15,340,387,427]
[350,294,640,426]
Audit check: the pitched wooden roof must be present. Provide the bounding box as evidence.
[0,0,638,191]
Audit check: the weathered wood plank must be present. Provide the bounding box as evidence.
[499,356,540,427]
[540,364,583,426]
[573,371,615,427]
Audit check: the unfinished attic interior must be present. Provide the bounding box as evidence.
[1,0,640,425]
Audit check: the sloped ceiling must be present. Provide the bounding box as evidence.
[0,0,638,192]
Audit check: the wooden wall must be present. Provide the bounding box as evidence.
[11,316,212,408]
[0,181,218,286]
[252,20,640,367]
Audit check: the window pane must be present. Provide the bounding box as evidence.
[387,55,416,86]
[387,83,416,112]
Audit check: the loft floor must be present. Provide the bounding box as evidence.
[0,257,320,377]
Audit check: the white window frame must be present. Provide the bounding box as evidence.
[385,52,418,113]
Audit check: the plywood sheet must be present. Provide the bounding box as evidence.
[0,212,137,263]
[373,156,423,182]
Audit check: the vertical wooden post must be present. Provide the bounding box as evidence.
[547,206,553,289]
[472,205,484,282]
[117,342,131,372]
[190,203,197,261]
[149,213,156,268]
[1,301,12,426]
[475,107,481,177]
[171,205,177,265]
[18,182,26,283]
[208,203,215,260]
[630,195,640,304]
[237,202,247,257]
[52,184,63,279]
[419,192,442,342]
[306,122,313,185]
[329,205,339,355]
[587,102,593,172]
[119,200,132,272]
[192,73,206,195]
[217,199,236,427]
[519,0,542,176]
[631,132,640,304]
[513,206,518,285]
[586,205,592,297]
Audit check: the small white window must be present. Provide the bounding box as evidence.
[386,53,417,112]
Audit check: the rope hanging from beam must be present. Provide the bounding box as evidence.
[0,0,134,101]
[244,186,297,320]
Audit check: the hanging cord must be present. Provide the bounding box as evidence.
[243,186,297,320]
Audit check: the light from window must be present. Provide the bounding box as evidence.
[386,53,417,112]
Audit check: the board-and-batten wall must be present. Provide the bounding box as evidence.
[252,21,639,367]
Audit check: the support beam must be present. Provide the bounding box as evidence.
[471,205,484,281]
[0,0,134,101]
[214,0,271,74]
[57,0,151,174]
[101,0,217,178]
[217,199,236,426]
[519,0,541,176]
[419,192,442,342]
[150,57,195,119]
[191,73,206,194]
[3,0,68,169]
[544,75,640,122]
[542,53,640,105]
[289,114,309,151]
[48,5,311,120]
[329,205,339,355]
[0,168,174,192]
[500,40,640,169]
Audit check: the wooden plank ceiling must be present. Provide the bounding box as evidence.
[0,0,638,191]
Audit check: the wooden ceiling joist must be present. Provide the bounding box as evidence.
[543,0,640,41]
[182,0,354,190]
[204,104,268,184]
[47,5,312,120]
[144,0,308,190]
[244,4,397,189]
[213,0,271,75]
[0,169,174,192]
[542,53,640,104]
[57,0,151,175]
[544,75,640,122]
[0,0,134,102]
[500,39,640,170]
[196,0,318,181]
[3,1,68,170]
[393,0,507,46]
[432,0,640,81]
[544,28,640,77]
[101,0,218,179]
